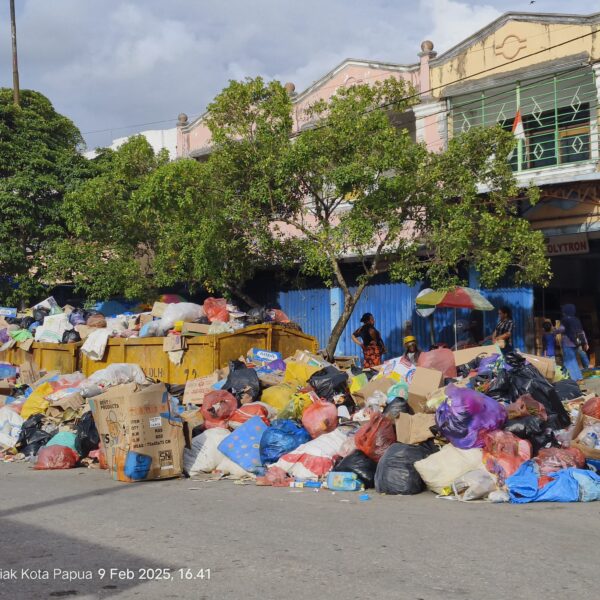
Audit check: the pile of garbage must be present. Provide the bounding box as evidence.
[0,296,293,365]
[2,342,600,503]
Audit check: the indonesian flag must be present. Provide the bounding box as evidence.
[512,109,525,142]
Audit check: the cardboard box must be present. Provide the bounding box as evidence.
[181,322,211,335]
[183,373,219,405]
[75,324,95,340]
[46,392,85,419]
[520,353,556,381]
[0,307,17,318]
[247,348,282,365]
[453,345,498,367]
[151,302,167,318]
[0,380,14,395]
[163,334,187,352]
[408,367,444,413]
[570,412,600,460]
[396,413,436,444]
[90,383,184,482]
[257,371,285,387]
[352,377,395,408]
[19,361,41,386]
[17,338,34,352]
[181,409,205,448]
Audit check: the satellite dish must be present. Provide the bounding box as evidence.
[416,288,435,318]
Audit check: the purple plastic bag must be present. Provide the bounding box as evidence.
[477,354,500,375]
[435,384,507,449]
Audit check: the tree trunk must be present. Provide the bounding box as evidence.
[228,286,261,310]
[324,285,369,360]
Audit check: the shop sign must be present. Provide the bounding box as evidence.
[545,233,589,256]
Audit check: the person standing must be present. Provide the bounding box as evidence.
[541,320,556,358]
[352,313,386,369]
[557,304,589,382]
[403,336,421,366]
[492,306,514,353]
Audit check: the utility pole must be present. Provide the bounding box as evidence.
[10,0,20,106]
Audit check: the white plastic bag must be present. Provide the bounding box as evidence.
[274,427,349,479]
[80,363,147,397]
[81,328,111,361]
[183,428,229,475]
[414,445,484,494]
[0,407,24,449]
[215,456,252,479]
[34,313,72,343]
[452,468,497,501]
[159,303,204,332]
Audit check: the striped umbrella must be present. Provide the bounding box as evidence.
[415,287,494,348]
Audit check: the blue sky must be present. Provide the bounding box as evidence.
[1,0,599,148]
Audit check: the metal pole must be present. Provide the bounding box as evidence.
[454,308,458,349]
[10,0,20,106]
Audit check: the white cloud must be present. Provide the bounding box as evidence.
[0,0,598,149]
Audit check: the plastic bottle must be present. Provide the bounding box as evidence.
[326,471,363,492]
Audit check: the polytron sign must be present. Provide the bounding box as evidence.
[545,234,589,256]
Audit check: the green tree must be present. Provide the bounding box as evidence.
[0,89,91,306]
[45,136,168,302]
[205,77,549,358]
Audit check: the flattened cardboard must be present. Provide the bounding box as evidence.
[17,338,34,352]
[352,377,395,408]
[396,412,436,444]
[258,371,285,387]
[183,373,219,405]
[181,409,205,448]
[138,313,153,328]
[408,367,444,413]
[163,335,187,352]
[181,322,211,335]
[520,353,556,381]
[19,361,41,386]
[75,324,95,340]
[453,346,498,367]
[46,392,85,418]
[90,382,184,482]
[0,380,14,395]
[151,302,167,318]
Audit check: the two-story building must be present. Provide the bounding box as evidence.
[176,11,600,356]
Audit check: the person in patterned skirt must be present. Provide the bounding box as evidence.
[352,313,386,368]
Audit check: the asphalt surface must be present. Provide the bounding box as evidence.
[0,462,598,600]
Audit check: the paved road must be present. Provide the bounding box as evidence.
[0,462,598,600]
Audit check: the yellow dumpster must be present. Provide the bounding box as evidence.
[0,342,81,374]
[80,324,317,384]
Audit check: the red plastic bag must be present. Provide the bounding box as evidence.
[355,413,396,462]
[201,390,237,429]
[582,397,600,420]
[203,298,229,323]
[301,400,338,438]
[483,430,531,484]
[507,394,548,421]
[535,447,585,476]
[34,445,79,470]
[417,348,457,379]
[229,403,270,429]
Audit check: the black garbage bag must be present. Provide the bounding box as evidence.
[74,412,100,457]
[375,442,434,495]
[336,450,377,489]
[246,307,271,324]
[504,416,558,455]
[62,330,81,343]
[383,397,411,418]
[33,307,49,324]
[224,361,260,405]
[308,366,348,401]
[20,316,35,330]
[487,362,570,428]
[17,414,54,456]
[4,317,21,325]
[553,379,582,402]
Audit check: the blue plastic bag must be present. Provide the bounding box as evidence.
[572,470,600,502]
[259,419,312,465]
[218,416,268,473]
[507,461,580,503]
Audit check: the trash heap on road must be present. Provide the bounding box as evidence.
[2,340,600,504]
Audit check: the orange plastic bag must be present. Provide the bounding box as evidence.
[355,413,396,462]
[201,390,237,429]
[229,403,270,429]
[582,397,600,420]
[203,298,229,323]
[301,400,338,438]
[483,430,531,484]
[35,446,79,470]
[535,447,585,476]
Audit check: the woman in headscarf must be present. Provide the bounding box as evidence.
[557,304,588,382]
[402,336,421,366]
[352,313,386,368]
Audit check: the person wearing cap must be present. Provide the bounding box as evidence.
[403,336,421,366]
[352,313,386,368]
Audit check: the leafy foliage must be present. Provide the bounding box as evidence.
[0,89,91,305]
